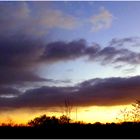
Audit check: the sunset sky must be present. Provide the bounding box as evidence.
[1,1,140,124]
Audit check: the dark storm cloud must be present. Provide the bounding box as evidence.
[41,39,100,63]
[0,36,47,85]
[40,37,140,66]
[0,2,49,86]
[1,76,140,108]
[0,87,21,96]
[0,36,43,67]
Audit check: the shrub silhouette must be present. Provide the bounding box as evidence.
[59,115,71,124]
[28,114,59,127]
[28,114,71,127]
[116,100,140,123]
[131,100,140,122]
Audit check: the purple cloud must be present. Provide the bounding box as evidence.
[0,76,140,109]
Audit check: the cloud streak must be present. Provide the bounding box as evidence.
[94,47,140,66]
[0,76,140,108]
[108,37,140,48]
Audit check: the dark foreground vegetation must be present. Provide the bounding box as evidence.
[1,122,140,138]
[1,115,140,139]
[1,100,140,138]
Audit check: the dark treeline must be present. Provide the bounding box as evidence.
[1,121,140,138]
[1,115,140,138]
[1,100,140,138]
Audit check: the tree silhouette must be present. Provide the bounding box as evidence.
[59,115,71,124]
[28,114,59,127]
[28,114,72,127]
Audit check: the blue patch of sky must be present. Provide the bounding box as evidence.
[38,58,125,86]
[44,1,140,48]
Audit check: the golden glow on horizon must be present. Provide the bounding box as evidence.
[0,104,133,125]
